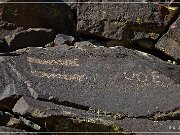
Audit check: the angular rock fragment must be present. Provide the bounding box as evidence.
[0,1,75,35]
[6,117,42,132]
[77,0,178,48]
[53,34,75,46]
[3,28,56,52]
[0,43,179,119]
[12,96,86,118]
[155,16,180,62]
[0,26,24,39]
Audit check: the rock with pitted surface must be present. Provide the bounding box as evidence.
[0,43,180,132]
[77,0,178,48]
[0,42,180,117]
[116,118,180,132]
[3,28,56,52]
[155,16,180,62]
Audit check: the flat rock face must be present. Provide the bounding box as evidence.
[155,16,180,61]
[0,42,180,117]
[77,1,178,46]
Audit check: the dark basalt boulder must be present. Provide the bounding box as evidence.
[155,16,180,62]
[0,42,180,116]
[0,42,180,132]
[77,0,178,48]
[0,0,75,36]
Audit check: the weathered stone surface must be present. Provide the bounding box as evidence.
[3,28,56,52]
[155,16,180,62]
[0,27,23,39]
[77,1,178,47]
[63,0,78,10]
[12,96,86,118]
[116,118,180,132]
[0,0,75,35]
[6,117,42,132]
[0,43,180,118]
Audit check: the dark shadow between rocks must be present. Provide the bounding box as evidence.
[37,97,90,111]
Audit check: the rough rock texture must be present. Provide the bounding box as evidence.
[2,28,56,52]
[0,42,180,132]
[117,118,180,132]
[77,1,178,47]
[0,1,179,133]
[0,42,180,117]
[155,16,180,62]
[0,0,75,35]
[6,116,43,132]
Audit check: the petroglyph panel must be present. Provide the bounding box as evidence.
[122,61,179,89]
[2,45,179,117]
[27,57,80,67]
[27,57,84,82]
[31,70,85,82]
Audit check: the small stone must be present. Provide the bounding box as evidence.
[54,34,75,46]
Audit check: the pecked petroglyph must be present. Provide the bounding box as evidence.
[27,57,80,67]
[123,72,148,83]
[123,70,178,88]
[31,70,85,82]
[27,57,85,81]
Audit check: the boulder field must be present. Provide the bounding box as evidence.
[0,0,180,133]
